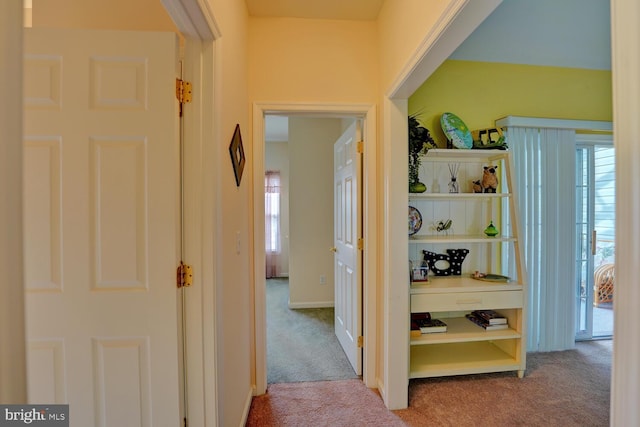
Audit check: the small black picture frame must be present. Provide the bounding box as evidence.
[229,124,245,186]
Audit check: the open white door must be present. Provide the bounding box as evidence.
[333,121,363,375]
[23,28,181,425]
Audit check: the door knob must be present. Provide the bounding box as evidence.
[330,247,337,253]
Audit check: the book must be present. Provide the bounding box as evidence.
[411,312,430,336]
[465,313,508,331]
[411,312,431,322]
[417,318,447,334]
[471,309,507,325]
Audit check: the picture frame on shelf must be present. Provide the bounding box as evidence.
[410,262,429,283]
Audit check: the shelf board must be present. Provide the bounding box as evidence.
[409,192,510,201]
[409,341,521,379]
[410,276,523,293]
[423,148,509,162]
[410,317,520,345]
[409,234,515,244]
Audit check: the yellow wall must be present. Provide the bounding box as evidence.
[409,60,613,146]
[377,0,450,94]
[33,0,177,31]
[248,17,378,103]
[202,1,252,426]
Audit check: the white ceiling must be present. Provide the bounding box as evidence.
[265,116,289,142]
[261,0,611,141]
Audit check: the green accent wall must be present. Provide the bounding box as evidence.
[409,60,612,147]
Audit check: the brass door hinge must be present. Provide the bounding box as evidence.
[357,141,364,154]
[357,238,364,250]
[177,262,193,288]
[176,78,192,104]
[357,336,364,348]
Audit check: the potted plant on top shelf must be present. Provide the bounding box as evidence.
[409,115,437,193]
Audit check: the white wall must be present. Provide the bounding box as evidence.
[265,140,290,277]
[288,117,343,307]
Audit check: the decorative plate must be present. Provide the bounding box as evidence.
[471,273,510,283]
[408,206,422,236]
[440,112,473,149]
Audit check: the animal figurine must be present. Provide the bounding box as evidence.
[481,165,499,193]
[435,219,453,235]
[472,180,483,193]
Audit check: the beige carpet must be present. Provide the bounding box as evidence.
[267,278,357,384]
[247,340,611,426]
[246,379,405,426]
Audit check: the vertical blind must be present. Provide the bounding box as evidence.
[508,127,577,351]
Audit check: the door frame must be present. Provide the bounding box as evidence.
[252,102,377,395]
[161,1,220,425]
[0,0,27,403]
[575,133,614,341]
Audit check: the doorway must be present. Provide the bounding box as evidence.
[252,103,377,395]
[575,136,615,340]
[263,115,359,384]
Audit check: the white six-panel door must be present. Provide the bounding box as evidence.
[23,28,181,426]
[333,121,362,375]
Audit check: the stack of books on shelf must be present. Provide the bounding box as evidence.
[411,312,447,336]
[465,310,508,331]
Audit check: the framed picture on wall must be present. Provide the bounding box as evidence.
[229,124,245,186]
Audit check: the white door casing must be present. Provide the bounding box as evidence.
[333,121,362,375]
[24,28,181,426]
[252,103,377,396]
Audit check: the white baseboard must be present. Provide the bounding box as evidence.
[377,377,387,407]
[288,300,334,309]
[239,386,254,427]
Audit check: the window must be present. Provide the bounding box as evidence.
[265,171,281,253]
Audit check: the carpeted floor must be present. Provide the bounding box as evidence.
[247,340,611,426]
[267,278,358,384]
[247,379,405,427]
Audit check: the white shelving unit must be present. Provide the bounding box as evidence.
[408,149,527,379]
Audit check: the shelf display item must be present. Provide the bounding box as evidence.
[448,163,460,193]
[408,206,422,236]
[435,219,453,235]
[410,262,429,283]
[484,221,499,237]
[440,112,473,149]
[481,165,499,193]
[408,115,436,193]
[471,271,511,282]
[422,249,469,276]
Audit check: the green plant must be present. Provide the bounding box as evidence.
[408,115,436,192]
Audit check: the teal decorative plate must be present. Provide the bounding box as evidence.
[441,112,473,149]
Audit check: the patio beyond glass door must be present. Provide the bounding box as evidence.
[575,143,615,340]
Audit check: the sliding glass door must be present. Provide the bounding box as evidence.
[575,140,615,340]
